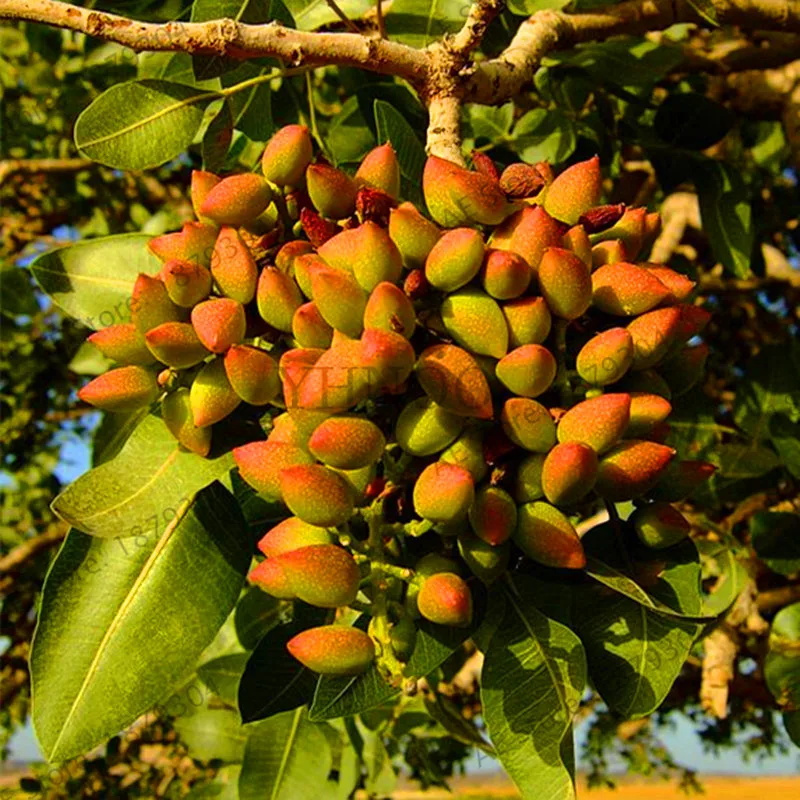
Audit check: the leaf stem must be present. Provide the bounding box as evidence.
[553,318,571,406]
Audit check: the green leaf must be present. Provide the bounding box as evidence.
[511,108,576,165]
[191,0,292,80]
[384,0,466,47]
[284,0,371,30]
[1,263,39,316]
[468,103,515,141]
[175,707,248,762]
[482,576,585,800]
[573,582,699,718]
[198,653,250,707]
[696,538,748,617]
[750,512,800,577]
[508,0,569,14]
[327,96,376,166]
[30,234,162,330]
[654,93,735,150]
[31,483,250,762]
[765,602,800,709]
[238,608,327,723]
[235,586,284,650]
[52,414,234,538]
[92,408,150,466]
[202,99,234,172]
[713,443,780,479]
[309,619,475,721]
[374,99,426,207]
[771,415,800,478]
[224,63,276,143]
[784,711,800,746]
[695,158,753,278]
[751,121,788,172]
[239,708,333,800]
[734,346,800,438]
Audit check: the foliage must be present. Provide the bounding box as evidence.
[1,1,800,798]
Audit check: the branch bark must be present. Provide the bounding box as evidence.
[0,157,94,183]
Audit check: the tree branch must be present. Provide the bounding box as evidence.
[468,0,800,104]
[0,157,94,184]
[450,0,505,57]
[0,0,428,81]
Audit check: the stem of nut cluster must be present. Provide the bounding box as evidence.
[554,318,570,406]
[272,190,294,241]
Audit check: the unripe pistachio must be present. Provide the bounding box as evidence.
[595,440,676,501]
[88,323,155,366]
[292,302,334,349]
[275,239,314,274]
[541,441,598,506]
[131,274,183,335]
[211,226,258,304]
[590,206,647,259]
[469,485,517,546]
[319,222,403,292]
[248,557,296,600]
[480,249,532,300]
[648,459,716,502]
[496,345,557,398]
[592,262,670,316]
[490,205,562,273]
[514,453,546,503]
[308,416,385,469]
[440,428,488,483]
[224,344,280,405]
[626,393,672,438]
[502,296,552,348]
[190,170,221,222]
[425,227,485,292]
[160,258,212,308]
[627,306,682,370]
[310,266,367,338]
[561,224,593,268]
[257,517,331,557]
[306,163,357,219]
[591,239,628,269]
[395,396,464,457]
[191,298,246,353]
[417,572,473,626]
[441,288,509,359]
[389,202,441,269]
[261,124,313,186]
[189,357,241,427]
[514,501,586,568]
[145,321,209,368]
[538,248,592,320]
[148,221,217,267]
[279,544,361,607]
[355,142,401,200]
[280,464,355,526]
[162,387,212,456]
[631,502,691,549]
[641,264,696,303]
[361,328,415,391]
[501,398,556,453]
[295,339,370,413]
[576,327,634,387]
[413,462,475,523]
[416,344,493,419]
[542,155,602,224]
[423,156,515,228]
[287,626,374,675]
[458,531,510,584]
[363,281,416,339]
[200,173,272,227]
[257,266,303,333]
[233,440,314,499]
[557,393,631,455]
[78,366,159,412]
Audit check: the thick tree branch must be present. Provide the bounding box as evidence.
[0,0,427,80]
[0,157,94,183]
[450,0,505,57]
[468,0,800,103]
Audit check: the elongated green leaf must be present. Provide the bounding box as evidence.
[31,483,250,762]
[482,576,585,800]
[512,108,576,165]
[309,619,475,721]
[235,586,284,650]
[468,103,514,141]
[751,512,800,577]
[285,0,371,30]
[239,708,332,800]
[374,99,425,207]
[30,234,161,330]
[75,80,221,169]
[573,583,699,718]
[202,99,234,172]
[198,653,250,707]
[52,415,234,538]
[175,707,248,763]
[385,0,466,47]
[238,607,327,723]
[695,158,753,278]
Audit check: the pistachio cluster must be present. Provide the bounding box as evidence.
[78,125,715,678]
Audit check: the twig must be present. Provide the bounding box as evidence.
[450,1,505,57]
[376,0,387,40]
[0,157,94,183]
[757,583,800,612]
[325,0,360,34]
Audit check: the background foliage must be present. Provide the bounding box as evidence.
[2,0,800,797]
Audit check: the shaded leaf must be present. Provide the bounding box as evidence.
[52,415,234,538]
[771,415,800,479]
[239,708,333,800]
[482,576,585,800]
[235,586,284,650]
[750,512,800,577]
[175,708,248,763]
[655,93,735,150]
[374,99,426,207]
[202,99,234,172]
[385,0,466,47]
[512,108,576,165]
[198,653,250,707]
[31,234,162,330]
[31,483,250,761]
[75,80,220,169]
